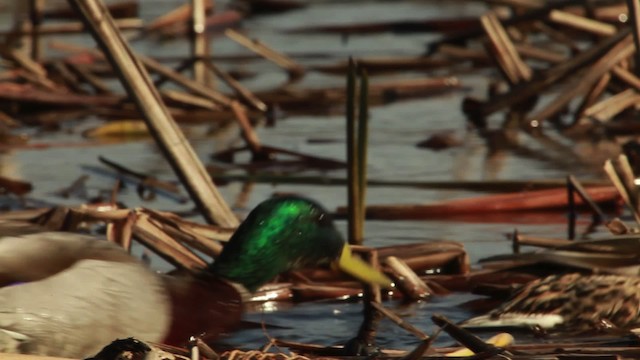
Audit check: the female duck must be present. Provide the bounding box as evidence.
[463,273,640,331]
[0,196,391,358]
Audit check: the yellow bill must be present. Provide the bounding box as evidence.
[445,333,514,357]
[334,244,393,289]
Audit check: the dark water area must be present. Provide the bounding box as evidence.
[0,0,623,352]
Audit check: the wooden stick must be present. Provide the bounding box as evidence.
[573,72,611,121]
[160,89,218,110]
[548,9,617,36]
[190,0,210,85]
[612,65,640,91]
[481,13,519,84]
[145,0,212,33]
[384,256,431,301]
[370,302,429,340]
[432,314,508,357]
[567,177,576,240]
[567,175,607,222]
[50,61,87,93]
[230,100,263,156]
[628,0,640,77]
[6,49,57,90]
[67,0,239,228]
[138,54,231,107]
[613,155,640,214]
[426,0,587,54]
[225,28,305,79]
[527,34,634,125]
[604,158,640,224]
[205,62,267,112]
[67,62,112,94]
[134,212,208,271]
[0,18,143,36]
[583,88,640,122]
[513,233,573,249]
[99,156,182,195]
[466,27,631,118]
[515,43,566,64]
[482,12,531,84]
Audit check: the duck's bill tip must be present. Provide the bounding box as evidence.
[336,244,393,289]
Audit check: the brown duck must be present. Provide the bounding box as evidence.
[463,273,640,330]
[0,196,392,358]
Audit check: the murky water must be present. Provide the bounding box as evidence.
[0,0,619,352]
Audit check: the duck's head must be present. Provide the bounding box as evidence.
[210,196,392,292]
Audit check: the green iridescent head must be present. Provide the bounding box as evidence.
[210,196,391,292]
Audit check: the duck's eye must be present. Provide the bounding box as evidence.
[315,212,333,227]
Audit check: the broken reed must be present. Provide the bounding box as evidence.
[67,0,238,228]
[346,59,370,245]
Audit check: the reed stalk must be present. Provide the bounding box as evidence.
[346,58,359,245]
[357,69,369,242]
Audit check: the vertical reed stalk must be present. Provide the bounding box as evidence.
[29,0,45,61]
[346,58,359,245]
[627,0,640,77]
[356,69,369,241]
[190,0,212,85]
[346,62,371,245]
[566,176,576,240]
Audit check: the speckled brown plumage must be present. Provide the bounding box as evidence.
[464,273,640,330]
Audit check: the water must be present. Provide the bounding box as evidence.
[0,0,617,352]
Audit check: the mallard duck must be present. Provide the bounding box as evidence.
[463,273,640,331]
[0,196,392,358]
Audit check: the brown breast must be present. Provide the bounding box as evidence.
[162,274,244,348]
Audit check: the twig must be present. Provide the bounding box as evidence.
[190,0,210,85]
[230,101,263,157]
[567,176,576,240]
[133,212,207,271]
[206,62,267,112]
[225,28,305,80]
[67,62,112,94]
[548,9,616,36]
[526,33,634,126]
[573,72,611,121]
[481,12,531,85]
[98,156,181,194]
[370,302,429,340]
[384,256,431,301]
[463,27,631,118]
[431,314,509,357]
[604,157,640,224]
[139,54,231,108]
[66,0,238,227]
[567,174,606,222]
[628,0,640,77]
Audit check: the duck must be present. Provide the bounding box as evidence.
[462,273,640,331]
[0,195,392,358]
